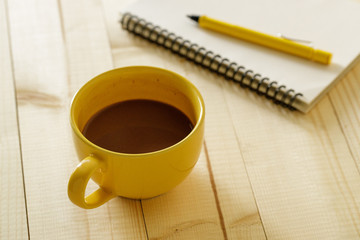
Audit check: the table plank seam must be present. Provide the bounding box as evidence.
[311,108,360,236]
[204,141,228,240]
[233,133,269,240]
[4,0,31,238]
[140,201,150,240]
[328,92,360,175]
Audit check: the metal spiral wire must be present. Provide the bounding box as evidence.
[120,12,304,110]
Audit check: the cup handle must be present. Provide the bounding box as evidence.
[68,155,115,209]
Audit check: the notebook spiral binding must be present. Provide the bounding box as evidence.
[120,13,304,110]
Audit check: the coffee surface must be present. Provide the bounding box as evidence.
[82,99,194,153]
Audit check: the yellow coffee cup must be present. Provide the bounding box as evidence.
[68,66,205,209]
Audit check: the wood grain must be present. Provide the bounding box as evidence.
[7,0,86,238]
[0,0,28,238]
[3,0,360,239]
[7,0,146,239]
[184,65,267,239]
[140,152,225,240]
[222,82,360,239]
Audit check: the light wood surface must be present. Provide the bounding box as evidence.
[0,0,28,238]
[1,0,359,239]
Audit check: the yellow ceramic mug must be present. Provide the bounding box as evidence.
[68,66,205,209]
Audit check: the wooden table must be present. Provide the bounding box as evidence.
[1,0,360,239]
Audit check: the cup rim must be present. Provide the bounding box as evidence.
[70,66,205,157]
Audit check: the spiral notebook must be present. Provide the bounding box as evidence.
[120,0,360,113]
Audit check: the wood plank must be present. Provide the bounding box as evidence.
[222,81,360,239]
[8,0,146,239]
[0,0,28,239]
[329,62,360,170]
[182,65,267,239]
[140,152,225,239]
[59,0,113,96]
[194,72,267,239]
[8,0,88,238]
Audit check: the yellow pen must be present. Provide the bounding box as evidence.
[187,15,332,65]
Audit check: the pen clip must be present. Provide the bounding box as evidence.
[278,33,313,47]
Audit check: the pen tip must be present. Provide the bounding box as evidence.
[187,15,200,22]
